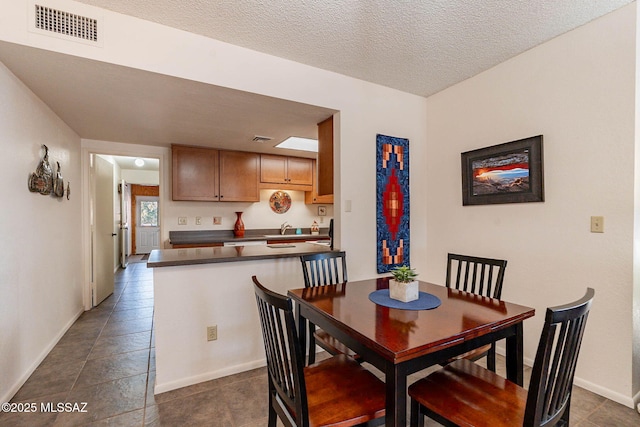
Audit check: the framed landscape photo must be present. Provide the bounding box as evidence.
[461,135,544,206]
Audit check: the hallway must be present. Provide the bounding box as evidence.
[1,260,638,426]
[0,261,271,426]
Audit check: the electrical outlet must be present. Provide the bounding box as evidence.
[207,325,217,341]
[195,216,202,225]
[178,217,187,225]
[590,216,604,233]
[213,216,222,225]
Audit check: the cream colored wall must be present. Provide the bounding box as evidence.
[0,61,83,402]
[424,4,637,407]
[121,169,159,186]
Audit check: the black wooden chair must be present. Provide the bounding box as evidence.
[444,253,508,371]
[300,251,358,364]
[252,276,385,427]
[409,287,595,427]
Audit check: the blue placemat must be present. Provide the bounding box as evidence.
[368,289,441,310]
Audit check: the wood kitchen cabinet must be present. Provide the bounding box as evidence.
[260,154,313,188]
[172,145,259,202]
[305,160,334,204]
[317,116,334,196]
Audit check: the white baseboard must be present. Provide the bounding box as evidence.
[154,358,267,395]
[500,349,636,409]
[1,307,84,404]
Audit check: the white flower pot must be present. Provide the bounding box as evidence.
[389,279,419,303]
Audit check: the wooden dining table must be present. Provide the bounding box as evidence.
[288,277,535,427]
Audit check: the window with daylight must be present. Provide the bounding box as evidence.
[140,201,158,226]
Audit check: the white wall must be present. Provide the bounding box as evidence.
[121,169,159,186]
[0,61,83,402]
[424,4,637,407]
[153,257,306,393]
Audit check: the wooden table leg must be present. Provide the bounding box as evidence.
[385,363,407,427]
[505,322,524,386]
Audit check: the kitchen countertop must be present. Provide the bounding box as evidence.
[148,242,335,268]
[169,228,330,245]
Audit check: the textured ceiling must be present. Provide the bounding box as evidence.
[74,0,634,97]
[0,1,634,157]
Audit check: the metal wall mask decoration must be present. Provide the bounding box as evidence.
[53,161,65,198]
[28,144,68,199]
[28,144,53,195]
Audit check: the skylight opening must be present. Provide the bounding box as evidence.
[275,137,318,152]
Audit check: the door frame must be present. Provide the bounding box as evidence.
[132,186,160,254]
[81,141,166,310]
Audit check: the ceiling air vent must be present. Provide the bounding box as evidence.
[252,136,273,143]
[34,4,98,43]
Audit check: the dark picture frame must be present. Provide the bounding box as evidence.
[461,135,544,206]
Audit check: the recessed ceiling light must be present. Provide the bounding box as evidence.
[134,158,145,167]
[275,137,318,152]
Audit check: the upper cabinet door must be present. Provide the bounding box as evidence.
[260,154,313,186]
[317,116,334,196]
[260,154,288,184]
[286,157,313,185]
[172,145,219,201]
[219,151,260,202]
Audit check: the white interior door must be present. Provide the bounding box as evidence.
[136,196,160,254]
[94,155,115,306]
[120,180,129,268]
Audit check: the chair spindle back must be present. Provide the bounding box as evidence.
[300,251,348,288]
[252,276,308,427]
[446,253,507,299]
[524,288,595,427]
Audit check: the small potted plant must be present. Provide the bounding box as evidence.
[389,265,419,302]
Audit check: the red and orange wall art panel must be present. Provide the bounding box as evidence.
[376,134,410,273]
[461,135,544,206]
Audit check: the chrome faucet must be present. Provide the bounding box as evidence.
[280,222,292,235]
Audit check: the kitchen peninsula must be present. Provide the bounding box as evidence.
[148,242,335,394]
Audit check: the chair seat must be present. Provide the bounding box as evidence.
[314,330,363,362]
[442,343,491,365]
[408,359,527,427]
[304,354,386,427]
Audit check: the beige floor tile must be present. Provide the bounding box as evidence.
[74,350,150,388]
[53,373,147,426]
[151,387,234,426]
[89,331,152,360]
[101,317,153,337]
[11,359,85,401]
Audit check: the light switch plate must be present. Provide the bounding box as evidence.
[207,325,217,341]
[213,216,222,225]
[195,216,202,225]
[590,216,604,233]
[178,217,187,225]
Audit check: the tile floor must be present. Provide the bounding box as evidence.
[2,259,639,426]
